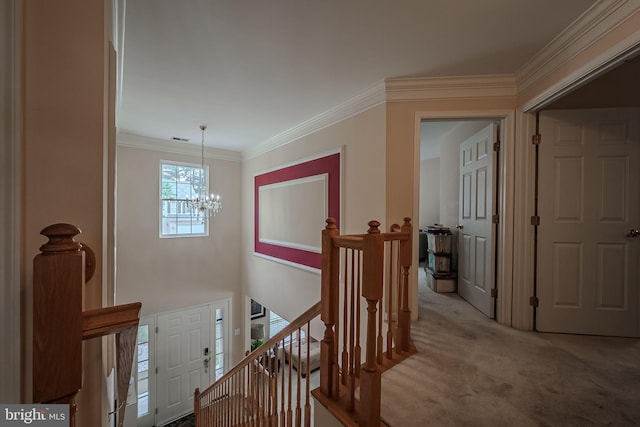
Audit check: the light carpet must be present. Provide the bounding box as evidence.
[380,269,640,426]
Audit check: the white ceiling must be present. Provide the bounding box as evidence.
[118,0,598,153]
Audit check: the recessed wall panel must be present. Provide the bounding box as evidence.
[463,147,473,166]
[168,317,181,329]
[168,334,181,368]
[462,173,472,219]
[599,156,626,222]
[474,237,487,291]
[554,157,583,222]
[476,168,487,219]
[462,234,471,281]
[189,330,201,361]
[552,243,583,307]
[259,175,327,251]
[168,376,181,406]
[476,137,489,160]
[597,244,627,309]
[254,152,340,270]
[190,370,201,395]
[599,121,627,145]
[555,124,582,146]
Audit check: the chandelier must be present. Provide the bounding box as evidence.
[187,125,222,218]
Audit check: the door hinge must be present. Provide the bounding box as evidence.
[532,134,541,145]
[493,141,500,152]
[155,367,158,374]
[156,408,158,415]
[155,326,158,334]
[530,296,539,307]
[531,215,540,226]
[491,288,497,298]
[492,214,499,224]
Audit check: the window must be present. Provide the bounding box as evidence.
[214,308,224,380]
[160,161,208,237]
[269,310,305,346]
[137,325,150,418]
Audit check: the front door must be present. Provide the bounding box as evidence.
[458,123,498,318]
[156,305,212,424]
[537,108,640,337]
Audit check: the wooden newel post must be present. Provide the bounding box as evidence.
[320,218,340,399]
[33,223,86,425]
[359,220,383,427]
[194,388,201,427]
[398,217,413,352]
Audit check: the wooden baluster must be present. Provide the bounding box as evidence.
[195,388,201,426]
[354,250,362,378]
[377,249,385,365]
[348,248,356,411]
[271,350,278,426]
[296,327,302,426]
[280,337,286,427]
[359,220,383,427]
[320,218,340,400]
[387,232,399,359]
[304,322,311,427]
[287,333,293,426]
[398,218,413,352]
[341,248,348,386]
[242,368,248,426]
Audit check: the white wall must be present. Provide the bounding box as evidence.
[419,158,440,230]
[116,138,244,362]
[242,105,387,324]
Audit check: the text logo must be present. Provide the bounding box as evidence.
[0,405,68,427]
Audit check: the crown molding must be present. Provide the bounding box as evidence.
[385,75,517,102]
[117,131,242,162]
[243,80,386,160]
[516,0,640,103]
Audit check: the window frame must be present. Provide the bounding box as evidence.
[159,160,210,238]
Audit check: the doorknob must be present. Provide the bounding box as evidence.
[203,357,210,373]
[627,229,640,237]
[456,225,464,230]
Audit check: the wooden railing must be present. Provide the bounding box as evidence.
[195,302,322,427]
[32,223,141,427]
[316,217,414,426]
[195,217,413,427]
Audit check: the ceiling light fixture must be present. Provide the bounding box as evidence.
[187,125,222,218]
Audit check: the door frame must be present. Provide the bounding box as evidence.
[134,298,231,426]
[414,109,516,326]
[516,45,640,332]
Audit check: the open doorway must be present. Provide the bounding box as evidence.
[418,119,501,319]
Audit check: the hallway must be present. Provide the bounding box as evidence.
[380,269,640,426]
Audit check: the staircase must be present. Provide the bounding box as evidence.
[194,218,414,426]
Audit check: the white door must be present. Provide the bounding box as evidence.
[156,305,212,425]
[458,123,498,318]
[537,108,640,337]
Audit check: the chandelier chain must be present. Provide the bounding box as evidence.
[186,125,222,219]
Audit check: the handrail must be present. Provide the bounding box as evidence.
[200,301,321,394]
[195,301,322,427]
[195,217,413,427]
[318,217,414,427]
[33,223,140,427]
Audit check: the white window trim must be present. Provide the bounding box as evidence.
[159,160,210,238]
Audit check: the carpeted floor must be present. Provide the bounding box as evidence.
[380,269,640,426]
[163,413,194,427]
